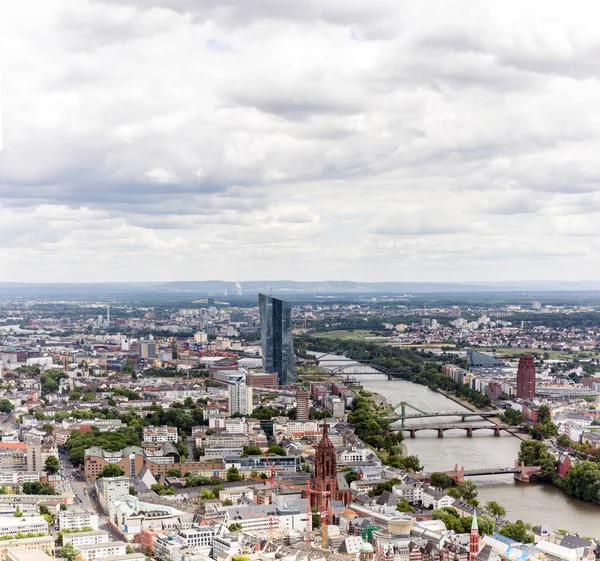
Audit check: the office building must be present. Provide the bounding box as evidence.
[139,340,157,360]
[259,293,295,385]
[296,389,310,422]
[228,384,253,416]
[517,354,536,399]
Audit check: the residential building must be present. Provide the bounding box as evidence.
[178,527,213,548]
[95,477,130,510]
[296,389,310,422]
[0,536,55,559]
[259,293,295,386]
[77,541,127,561]
[62,531,110,548]
[228,384,253,416]
[57,509,99,531]
[143,426,178,443]
[0,517,48,538]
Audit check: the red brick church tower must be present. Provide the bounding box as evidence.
[311,422,339,519]
[470,510,480,561]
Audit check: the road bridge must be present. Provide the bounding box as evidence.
[414,462,542,484]
[444,462,543,483]
[398,424,521,438]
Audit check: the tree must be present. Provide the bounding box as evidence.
[430,472,453,491]
[200,489,216,499]
[60,503,67,511]
[226,467,243,482]
[345,471,360,485]
[96,464,125,479]
[242,445,263,456]
[538,405,551,424]
[167,468,181,478]
[499,520,533,543]
[486,501,506,517]
[14,507,22,518]
[502,408,523,426]
[129,486,137,496]
[45,455,60,475]
[266,444,286,456]
[222,499,233,506]
[403,455,422,472]
[22,482,55,495]
[557,435,570,447]
[126,545,134,554]
[228,523,242,533]
[60,543,80,561]
[69,392,81,402]
[396,499,415,513]
[0,399,14,413]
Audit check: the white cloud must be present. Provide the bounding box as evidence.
[1,0,600,281]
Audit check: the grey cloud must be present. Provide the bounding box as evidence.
[99,0,400,32]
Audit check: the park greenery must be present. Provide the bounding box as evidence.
[432,508,494,535]
[65,427,141,465]
[518,440,600,504]
[498,520,534,543]
[22,482,55,495]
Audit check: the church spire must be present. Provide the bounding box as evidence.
[470,509,480,561]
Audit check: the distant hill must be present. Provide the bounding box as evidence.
[0,280,598,300]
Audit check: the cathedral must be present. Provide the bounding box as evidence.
[311,422,352,519]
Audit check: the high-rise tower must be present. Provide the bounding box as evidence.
[469,510,479,561]
[516,354,536,399]
[259,293,295,385]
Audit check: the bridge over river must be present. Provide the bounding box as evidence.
[417,462,543,484]
[398,424,521,438]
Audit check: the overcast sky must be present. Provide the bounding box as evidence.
[1,1,599,283]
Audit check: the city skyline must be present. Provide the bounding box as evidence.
[3,1,600,281]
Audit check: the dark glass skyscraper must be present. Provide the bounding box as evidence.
[259,293,295,385]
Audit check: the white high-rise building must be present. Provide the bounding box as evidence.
[228,383,253,416]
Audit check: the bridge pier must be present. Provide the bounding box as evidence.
[466,427,473,437]
[493,426,501,437]
[409,429,416,438]
[437,428,444,438]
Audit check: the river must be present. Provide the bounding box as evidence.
[357,374,600,538]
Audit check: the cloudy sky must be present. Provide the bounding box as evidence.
[1,0,600,283]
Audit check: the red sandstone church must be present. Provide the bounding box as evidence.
[311,422,352,519]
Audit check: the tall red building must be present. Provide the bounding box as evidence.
[516,354,536,399]
[311,422,351,520]
[469,511,479,561]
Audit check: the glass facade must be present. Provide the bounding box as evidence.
[259,293,296,385]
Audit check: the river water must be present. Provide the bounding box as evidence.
[357,374,600,538]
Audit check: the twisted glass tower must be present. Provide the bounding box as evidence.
[259,293,295,385]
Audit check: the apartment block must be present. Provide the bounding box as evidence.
[57,509,99,531]
[143,426,178,443]
[77,541,127,561]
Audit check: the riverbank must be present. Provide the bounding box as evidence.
[435,389,531,441]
